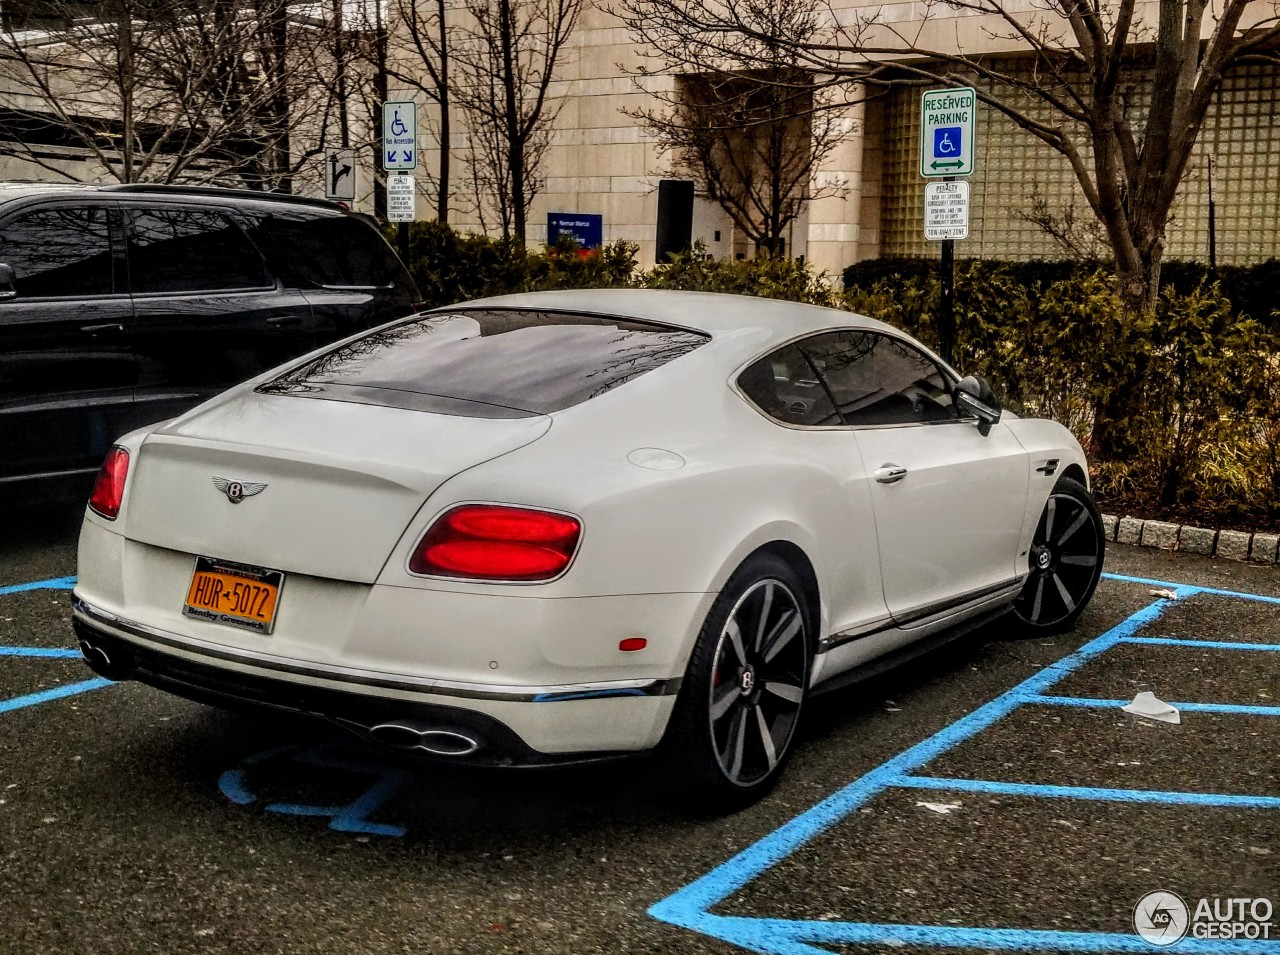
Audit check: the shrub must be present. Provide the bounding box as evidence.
[645,242,844,305]
[845,255,1280,334]
[843,262,1279,526]
[394,221,639,308]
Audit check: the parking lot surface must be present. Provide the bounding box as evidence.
[2,507,1277,954]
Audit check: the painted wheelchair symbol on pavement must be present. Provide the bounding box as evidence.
[218,738,411,837]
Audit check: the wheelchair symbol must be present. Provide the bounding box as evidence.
[933,126,962,157]
[218,739,411,837]
[390,109,408,137]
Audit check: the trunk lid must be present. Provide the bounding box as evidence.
[125,391,551,583]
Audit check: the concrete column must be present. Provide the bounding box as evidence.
[805,97,866,276]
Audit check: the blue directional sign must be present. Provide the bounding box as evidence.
[382,100,417,172]
[547,212,603,250]
[921,87,976,178]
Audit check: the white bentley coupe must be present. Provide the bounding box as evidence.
[73,290,1104,805]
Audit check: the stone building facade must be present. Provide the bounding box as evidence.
[415,1,1280,274]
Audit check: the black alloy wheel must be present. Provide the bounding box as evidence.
[665,553,812,809]
[1012,476,1105,632]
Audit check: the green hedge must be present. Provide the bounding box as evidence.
[843,256,1280,332]
[842,262,1280,527]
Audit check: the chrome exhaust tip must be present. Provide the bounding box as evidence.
[79,638,131,680]
[368,723,480,757]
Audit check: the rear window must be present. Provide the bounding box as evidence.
[248,211,405,288]
[257,309,708,417]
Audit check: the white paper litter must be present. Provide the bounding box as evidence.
[916,801,962,814]
[1122,691,1181,724]
[1148,588,1179,600]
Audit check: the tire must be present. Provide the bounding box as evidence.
[663,552,812,811]
[1011,476,1105,633]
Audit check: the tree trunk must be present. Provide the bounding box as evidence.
[118,5,135,182]
[332,0,350,148]
[268,0,292,192]
[498,0,523,242]
[372,4,389,219]
[1091,253,1161,463]
[436,0,449,223]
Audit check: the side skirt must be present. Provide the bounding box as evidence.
[810,603,1012,698]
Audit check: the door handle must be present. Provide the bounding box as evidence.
[80,323,124,334]
[874,464,908,484]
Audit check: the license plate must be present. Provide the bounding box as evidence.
[182,557,284,634]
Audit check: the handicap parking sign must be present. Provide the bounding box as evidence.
[933,126,962,158]
[920,87,976,177]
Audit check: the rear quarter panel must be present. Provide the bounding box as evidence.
[377,355,886,667]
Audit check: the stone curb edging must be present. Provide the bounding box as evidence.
[1101,513,1280,565]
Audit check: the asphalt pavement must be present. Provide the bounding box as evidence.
[1,505,1276,954]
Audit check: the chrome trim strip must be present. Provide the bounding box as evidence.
[817,578,1025,653]
[72,596,680,703]
[893,578,1023,628]
[818,615,895,652]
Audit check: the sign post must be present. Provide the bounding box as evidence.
[383,100,418,262]
[920,86,977,365]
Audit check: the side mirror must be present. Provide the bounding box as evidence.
[0,264,15,301]
[954,375,1001,435]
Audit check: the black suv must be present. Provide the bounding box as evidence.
[0,183,420,499]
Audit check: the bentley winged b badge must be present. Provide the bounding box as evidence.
[212,476,268,504]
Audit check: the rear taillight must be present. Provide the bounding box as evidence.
[88,447,130,520]
[410,504,582,581]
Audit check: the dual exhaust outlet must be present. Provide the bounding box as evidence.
[78,635,481,758]
[366,722,480,757]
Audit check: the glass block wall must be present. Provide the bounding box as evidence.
[880,63,1280,264]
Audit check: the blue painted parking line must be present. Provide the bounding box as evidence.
[1120,636,1280,651]
[0,575,77,596]
[1,577,111,713]
[0,646,82,658]
[0,678,112,715]
[649,573,1280,954]
[897,777,1280,810]
[1033,695,1280,718]
[655,917,1279,955]
[1103,573,1280,606]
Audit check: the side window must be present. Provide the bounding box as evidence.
[737,343,841,427]
[128,207,269,293]
[800,331,961,426]
[0,206,114,298]
[248,211,400,288]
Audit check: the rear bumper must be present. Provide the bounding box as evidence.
[72,596,681,766]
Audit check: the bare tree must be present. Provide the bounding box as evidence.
[631,66,847,255]
[452,0,582,242]
[1016,187,1112,261]
[618,0,1280,314]
[328,0,391,216]
[0,0,325,187]
[615,0,1280,456]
